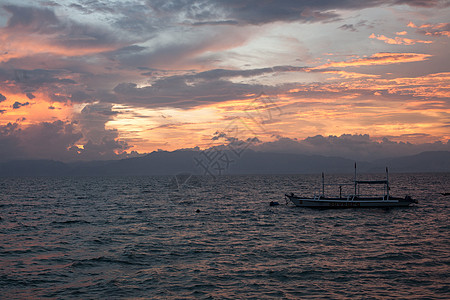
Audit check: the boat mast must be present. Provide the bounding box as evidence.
[354,162,357,196]
[386,167,390,199]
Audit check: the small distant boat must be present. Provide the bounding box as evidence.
[285,165,417,208]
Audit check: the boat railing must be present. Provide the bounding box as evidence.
[312,193,390,201]
[314,176,391,200]
[355,193,390,200]
[313,193,361,200]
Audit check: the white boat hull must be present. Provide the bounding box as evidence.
[285,195,416,208]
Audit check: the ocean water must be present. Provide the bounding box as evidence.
[0,173,449,299]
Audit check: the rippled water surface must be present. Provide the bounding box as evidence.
[1,173,449,299]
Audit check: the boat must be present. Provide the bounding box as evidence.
[285,165,417,208]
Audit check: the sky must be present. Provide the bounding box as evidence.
[0,0,449,162]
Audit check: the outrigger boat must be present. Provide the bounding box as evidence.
[285,165,417,208]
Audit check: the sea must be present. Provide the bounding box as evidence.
[0,173,449,299]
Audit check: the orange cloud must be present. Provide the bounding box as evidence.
[0,91,73,126]
[315,52,432,69]
[317,72,450,99]
[369,33,432,45]
[0,31,117,63]
[321,70,381,79]
[105,67,450,153]
[407,22,450,37]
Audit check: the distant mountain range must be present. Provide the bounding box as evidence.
[0,150,449,176]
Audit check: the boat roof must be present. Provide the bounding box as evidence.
[355,180,388,184]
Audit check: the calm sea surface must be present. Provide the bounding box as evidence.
[0,173,449,299]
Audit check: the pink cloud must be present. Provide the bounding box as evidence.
[408,22,450,37]
[316,52,432,69]
[369,33,432,45]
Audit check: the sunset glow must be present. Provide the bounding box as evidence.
[0,1,449,161]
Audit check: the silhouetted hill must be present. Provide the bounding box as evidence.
[0,150,449,176]
[0,160,70,177]
[228,151,356,174]
[69,150,196,176]
[374,151,450,173]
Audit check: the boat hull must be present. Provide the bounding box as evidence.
[285,195,416,208]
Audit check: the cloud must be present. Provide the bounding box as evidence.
[0,116,137,162]
[0,120,81,161]
[0,68,77,95]
[0,93,6,102]
[393,0,444,7]
[75,102,121,143]
[67,102,138,160]
[369,33,432,45]
[111,66,310,108]
[146,0,445,25]
[0,4,131,62]
[288,71,450,100]
[111,64,448,110]
[12,101,29,109]
[113,79,264,109]
[0,68,90,107]
[0,1,448,159]
[148,0,337,25]
[191,20,239,26]
[338,24,357,31]
[317,52,432,68]
[408,22,450,37]
[0,102,139,162]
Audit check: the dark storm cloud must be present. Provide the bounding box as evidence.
[102,45,148,63]
[146,0,446,25]
[112,62,445,109]
[68,90,94,103]
[2,1,441,112]
[0,120,82,162]
[71,1,115,14]
[393,0,443,7]
[113,79,265,108]
[2,4,128,50]
[0,93,6,102]
[186,66,309,80]
[0,115,135,162]
[12,101,29,109]
[73,103,132,158]
[4,4,59,33]
[0,68,76,86]
[112,66,309,108]
[192,20,239,26]
[0,68,79,102]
